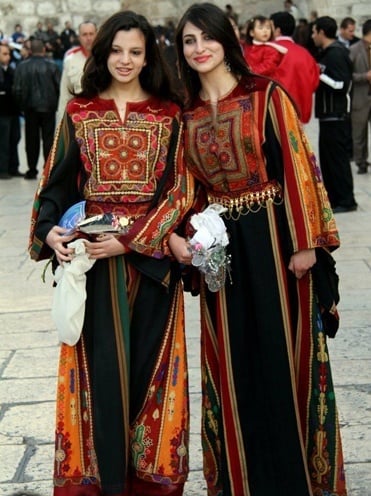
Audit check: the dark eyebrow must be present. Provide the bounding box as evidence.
[183,30,207,38]
[111,44,143,50]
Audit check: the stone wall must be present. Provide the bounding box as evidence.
[0,0,370,39]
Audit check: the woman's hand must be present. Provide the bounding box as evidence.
[168,233,193,265]
[84,233,127,259]
[46,226,76,264]
[288,248,316,279]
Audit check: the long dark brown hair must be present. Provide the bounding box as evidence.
[175,2,253,106]
[79,10,183,105]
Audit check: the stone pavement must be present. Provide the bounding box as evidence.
[0,119,371,496]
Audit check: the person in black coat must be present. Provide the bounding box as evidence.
[60,20,77,55]
[0,43,22,179]
[13,38,61,179]
[312,16,357,213]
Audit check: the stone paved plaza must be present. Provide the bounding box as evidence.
[0,118,371,495]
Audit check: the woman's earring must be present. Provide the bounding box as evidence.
[224,57,231,72]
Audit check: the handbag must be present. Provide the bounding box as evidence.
[311,247,340,338]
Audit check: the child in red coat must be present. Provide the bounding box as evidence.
[243,15,287,77]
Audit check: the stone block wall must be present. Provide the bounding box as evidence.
[0,0,370,40]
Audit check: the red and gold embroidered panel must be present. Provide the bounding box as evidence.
[70,108,169,204]
[184,93,268,193]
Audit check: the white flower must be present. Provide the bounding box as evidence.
[189,204,231,292]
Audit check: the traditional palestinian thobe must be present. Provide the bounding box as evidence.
[29,96,194,496]
[183,77,347,496]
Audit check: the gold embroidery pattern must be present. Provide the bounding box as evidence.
[184,96,267,192]
[310,331,331,486]
[207,181,283,220]
[73,110,166,200]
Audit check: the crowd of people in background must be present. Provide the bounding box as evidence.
[0,8,364,69]
[0,5,370,200]
[1,20,76,69]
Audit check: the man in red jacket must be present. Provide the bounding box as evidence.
[270,11,319,124]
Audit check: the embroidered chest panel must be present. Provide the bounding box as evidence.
[184,94,267,193]
[71,108,170,203]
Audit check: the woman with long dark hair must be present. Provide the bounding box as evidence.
[174,3,347,495]
[80,12,182,105]
[29,10,193,496]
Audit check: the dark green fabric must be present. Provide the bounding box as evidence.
[83,257,181,494]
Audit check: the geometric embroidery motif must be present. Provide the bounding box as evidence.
[96,127,151,185]
[81,118,163,199]
[185,100,265,192]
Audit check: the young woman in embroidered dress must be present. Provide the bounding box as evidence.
[29,10,193,496]
[173,3,347,495]
[243,15,287,77]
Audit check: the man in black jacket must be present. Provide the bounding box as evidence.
[13,38,61,179]
[312,16,357,213]
[0,43,22,179]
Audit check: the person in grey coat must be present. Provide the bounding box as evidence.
[349,19,371,174]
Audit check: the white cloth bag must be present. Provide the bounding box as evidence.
[51,239,96,346]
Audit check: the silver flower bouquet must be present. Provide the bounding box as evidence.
[189,204,231,292]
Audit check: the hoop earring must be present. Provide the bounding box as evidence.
[224,57,231,72]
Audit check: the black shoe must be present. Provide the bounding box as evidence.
[357,164,368,174]
[24,170,37,180]
[10,171,25,177]
[333,204,358,213]
[0,173,12,179]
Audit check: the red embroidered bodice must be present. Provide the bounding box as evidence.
[67,96,179,217]
[183,79,269,194]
